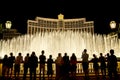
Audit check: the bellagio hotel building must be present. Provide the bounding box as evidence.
[27,14,94,34]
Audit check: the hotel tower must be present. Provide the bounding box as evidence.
[27,14,94,34]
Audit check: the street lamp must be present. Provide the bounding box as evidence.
[5,21,12,29]
[109,20,118,38]
[110,21,116,29]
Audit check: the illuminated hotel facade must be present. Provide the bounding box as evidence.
[27,14,94,34]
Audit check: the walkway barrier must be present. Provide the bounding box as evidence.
[0,60,120,77]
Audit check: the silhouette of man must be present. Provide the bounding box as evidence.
[39,50,46,79]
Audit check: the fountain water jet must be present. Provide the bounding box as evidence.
[0,30,120,60]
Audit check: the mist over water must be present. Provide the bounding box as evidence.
[0,30,120,60]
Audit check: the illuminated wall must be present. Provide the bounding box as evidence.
[27,14,94,34]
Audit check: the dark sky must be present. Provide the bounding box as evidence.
[0,0,120,34]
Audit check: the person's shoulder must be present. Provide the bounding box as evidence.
[114,55,117,58]
[39,55,42,58]
[86,53,89,56]
[35,56,38,58]
[12,56,15,58]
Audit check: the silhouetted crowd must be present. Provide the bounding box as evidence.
[1,49,119,80]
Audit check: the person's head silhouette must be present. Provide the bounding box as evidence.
[41,50,45,55]
[110,49,114,55]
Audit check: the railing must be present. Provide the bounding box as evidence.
[0,60,120,77]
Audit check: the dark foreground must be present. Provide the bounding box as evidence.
[0,73,120,80]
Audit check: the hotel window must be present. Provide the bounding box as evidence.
[90,23,93,26]
[83,24,87,27]
[29,22,32,25]
[52,22,55,27]
[76,22,78,27]
[86,23,88,27]
[49,22,52,27]
[87,23,90,27]
[35,23,38,26]
[40,20,43,26]
[59,21,63,27]
[78,21,83,27]
[64,22,68,28]
[54,22,57,27]
[72,22,75,27]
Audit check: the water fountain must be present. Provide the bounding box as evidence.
[0,30,120,60]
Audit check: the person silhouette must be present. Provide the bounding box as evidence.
[23,53,30,80]
[47,55,53,80]
[14,52,23,79]
[91,54,99,80]
[108,49,118,80]
[55,53,64,80]
[39,50,46,79]
[2,54,9,79]
[62,53,70,79]
[99,53,106,78]
[70,53,77,80]
[81,49,89,79]
[7,52,15,78]
[29,51,38,80]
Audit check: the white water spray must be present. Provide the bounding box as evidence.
[0,30,120,60]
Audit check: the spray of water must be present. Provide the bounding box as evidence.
[0,30,120,60]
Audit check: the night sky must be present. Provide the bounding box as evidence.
[0,0,120,34]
